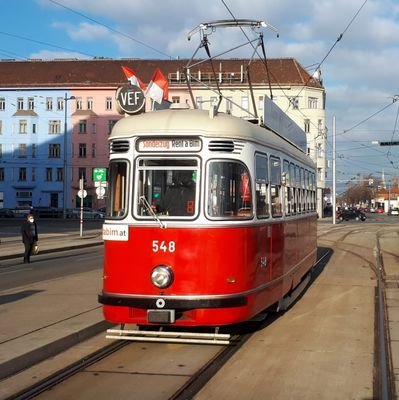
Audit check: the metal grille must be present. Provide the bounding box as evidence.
[208,140,244,154]
[110,140,130,153]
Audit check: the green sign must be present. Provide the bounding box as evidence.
[93,168,107,182]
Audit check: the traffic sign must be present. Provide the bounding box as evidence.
[93,168,107,182]
[78,189,87,198]
[380,141,399,146]
[96,186,106,197]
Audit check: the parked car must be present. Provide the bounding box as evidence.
[0,208,15,218]
[66,208,104,219]
[389,207,399,216]
[337,209,367,222]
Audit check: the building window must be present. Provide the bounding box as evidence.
[32,123,36,134]
[49,120,61,134]
[92,123,96,134]
[46,97,53,111]
[46,168,52,181]
[195,96,203,110]
[92,143,96,157]
[32,167,35,181]
[28,97,35,110]
[79,143,87,158]
[106,97,112,110]
[19,120,28,133]
[308,97,318,109]
[17,97,24,110]
[79,120,87,133]
[289,96,299,109]
[241,96,248,114]
[57,97,64,111]
[78,167,86,181]
[49,144,61,158]
[32,143,36,158]
[226,96,233,114]
[0,167,4,181]
[0,98,5,111]
[318,119,323,135]
[172,96,180,103]
[87,97,93,110]
[258,96,264,110]
[108,120,117,134]
[0,120,2,134]
[18,144,27,158]
[57,168,63,182]
[19,167,27,181]
[0,143,2,158]
[76,98,83,110]
[304,119,310,133]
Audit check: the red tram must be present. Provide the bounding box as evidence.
[99,107,317,336]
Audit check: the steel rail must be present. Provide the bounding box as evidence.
[375,234,394,400]
[7,340,128,400]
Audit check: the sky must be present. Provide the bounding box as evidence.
[1,0,399,192]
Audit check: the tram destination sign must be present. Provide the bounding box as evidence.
[137,138,202,152]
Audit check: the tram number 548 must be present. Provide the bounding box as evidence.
[152,240,176,253]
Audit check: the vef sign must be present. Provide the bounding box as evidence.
[116,85,145,114]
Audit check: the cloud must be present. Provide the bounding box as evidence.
[52,21,109,42]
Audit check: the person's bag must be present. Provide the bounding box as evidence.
[33,242,39,255]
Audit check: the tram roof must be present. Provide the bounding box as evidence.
[111,109,314,167]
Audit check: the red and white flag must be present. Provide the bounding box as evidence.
[121,65,146,90]
[145,68,169,104]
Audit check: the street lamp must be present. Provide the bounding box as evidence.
[63,93,75,219]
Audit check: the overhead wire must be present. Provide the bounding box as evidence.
[0,30,96,58]
[48,0,173,59]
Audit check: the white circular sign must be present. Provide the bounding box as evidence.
[96,187,105,197]
[78,189,87,198]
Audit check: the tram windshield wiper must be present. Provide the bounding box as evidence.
[139,196,167,229]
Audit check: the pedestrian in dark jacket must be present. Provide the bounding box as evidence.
[21,213,38,263]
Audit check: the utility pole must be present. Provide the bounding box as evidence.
[332,115,336,225]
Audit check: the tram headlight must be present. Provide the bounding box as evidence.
[151,265,174,289]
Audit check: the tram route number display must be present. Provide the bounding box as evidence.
[137,138,201,152]
[152,240,176,253]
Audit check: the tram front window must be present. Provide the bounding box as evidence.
[137,158,199,218]
[207,161,253,219]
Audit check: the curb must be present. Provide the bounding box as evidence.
[0,241,103,262]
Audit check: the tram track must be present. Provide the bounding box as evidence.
[6,228,398,400]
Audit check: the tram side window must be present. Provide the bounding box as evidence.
[107,161,128,218]
[290,163,297,214]
[295,165,301,213]
[255,154,269,218]
[283,160,291,216]
[137,159,198,218]
[207,161,252,218]
[270,156,282,218]
[301,167,306,212]
[306,170,311,211]
[311,172,316,211]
